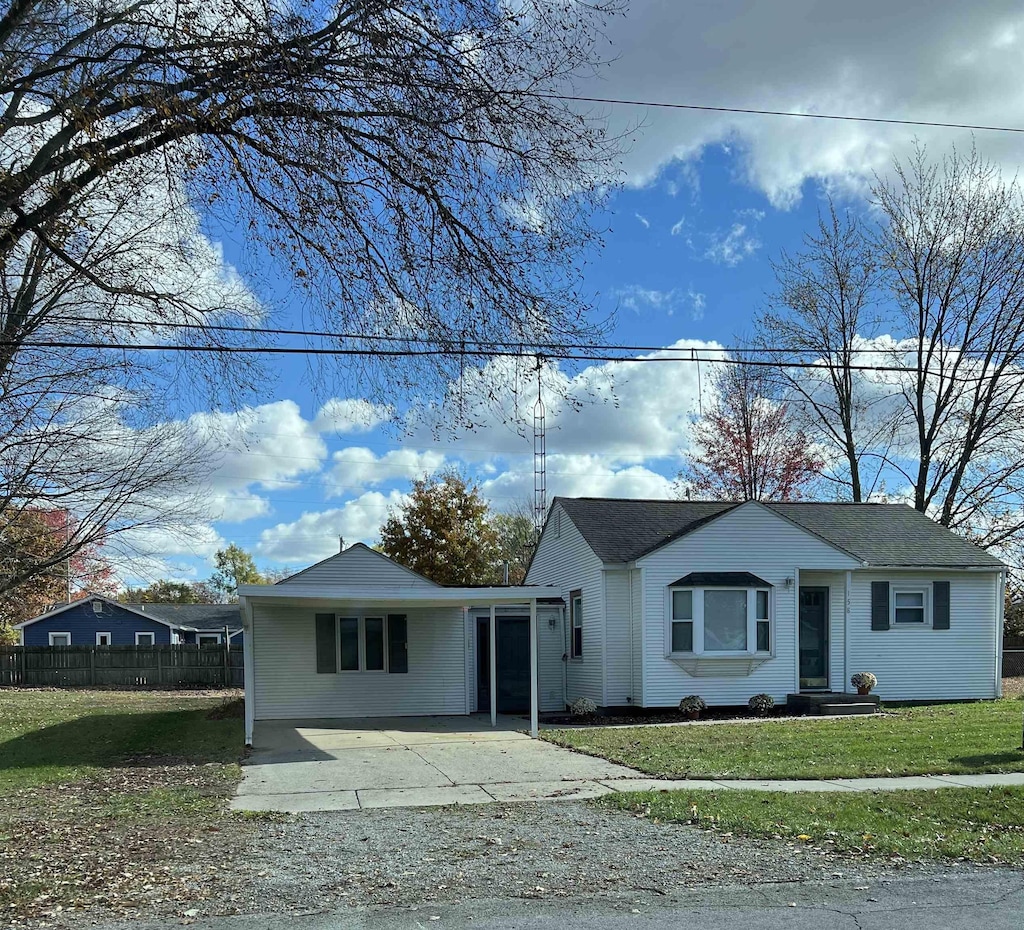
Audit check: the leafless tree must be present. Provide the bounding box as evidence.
[757,144,1024,554]
[0,0,624,592]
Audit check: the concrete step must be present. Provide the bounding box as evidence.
[819,702,877,716]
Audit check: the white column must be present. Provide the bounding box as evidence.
[241,596,255,747]
[489,603,497,727]
[792,568,801,693]
[530,598,539,738]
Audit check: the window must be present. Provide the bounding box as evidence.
[96,632,111,646]
[364,618,385,671]
[667,586,772,655]
[893,587,929,625]
[756,590,771,652]
[671,590,693,652]
[570,589,583,658]
[135,632,155,645]
[704,590,747,651]
[339,618,359,670]
[197,633,221,646]
[49,632,71,646]
[92,600,103,614]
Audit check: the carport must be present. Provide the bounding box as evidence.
[238,582,562,747]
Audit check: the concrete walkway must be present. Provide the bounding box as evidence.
[231,715,1024,812]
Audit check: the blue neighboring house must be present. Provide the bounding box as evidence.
[14,594,242,646]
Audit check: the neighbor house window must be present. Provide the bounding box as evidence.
[96,632,111,646]
[49,632,71,646]
[570,589,583,658]
[92,600,103,614]
[667,585,772,656]
[135,632,155,645]
[197,633,221,646]
[893,587,929,625]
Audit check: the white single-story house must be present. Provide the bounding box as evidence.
[238,499,1006,745]
[524,497,1008,711]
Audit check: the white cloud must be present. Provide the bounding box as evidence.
[686,287,706,321]
[614,285,680,314]
[703,223,762,266]
[313,398,391,435]
[586,2,1024,205]
[670,216,686,236]
[323,447,446,497]
[634,212,651,228]
[256,490,406,563]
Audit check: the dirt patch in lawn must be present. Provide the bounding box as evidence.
[1,763,254,926]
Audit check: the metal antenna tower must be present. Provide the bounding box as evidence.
[532,356,547,538]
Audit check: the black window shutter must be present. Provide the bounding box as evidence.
[388,615,408,673]
[315,613,337,673]
[871,581,890,631]
[933,581,950,630]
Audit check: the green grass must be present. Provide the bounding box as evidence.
[0,689,244,792]
[544,700,1024,779]
[602,786,1024,865]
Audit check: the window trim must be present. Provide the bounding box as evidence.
[48,631,71,646]
[135,631,156,646]
[891,584,932,628]
[95,632,111,646]
[91,600,103,615]
[196,632,222,646]
[569,589,583,659]
[667,585,773,657]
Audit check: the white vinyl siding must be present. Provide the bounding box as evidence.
[278,544,440,588]
[630,568,644,707]
[638,502,859,707]
[847,572,1000,700]
[252,603,466,719]
[526,503,604,707]
[604,570,632,706]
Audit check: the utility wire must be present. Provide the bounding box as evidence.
[41,314,1021,358]
[6,337,1012,382]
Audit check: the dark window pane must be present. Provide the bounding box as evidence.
[672,590,692,620]
[756,619,770,652]
[365,618,384,670]
[704,590,747,651]
[573,625,583,658]
[672,620,693,652]
[339,618,359,670]
[756,590,769,619]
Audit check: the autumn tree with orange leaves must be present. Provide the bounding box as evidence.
[677,358,824,503]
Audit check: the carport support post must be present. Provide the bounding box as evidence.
[489,604,497,727]
[529,598,538,738]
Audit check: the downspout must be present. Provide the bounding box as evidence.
[628,568,635,705]
[561,603,568,709]
[844,570,852,694]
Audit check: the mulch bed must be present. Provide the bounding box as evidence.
[541,706,794,727]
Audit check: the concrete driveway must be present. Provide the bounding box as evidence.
[231,715,643,812]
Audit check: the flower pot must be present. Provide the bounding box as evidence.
[685,710,700,720]
[857,686,871,696]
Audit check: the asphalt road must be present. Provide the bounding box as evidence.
[95,869,1024,930]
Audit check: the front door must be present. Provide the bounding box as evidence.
[799,587,829,691]
[476,617,530,713]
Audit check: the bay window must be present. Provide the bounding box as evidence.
[668,573,773,656]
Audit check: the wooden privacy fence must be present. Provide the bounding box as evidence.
[0,644,243,688]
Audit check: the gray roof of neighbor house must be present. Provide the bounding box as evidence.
[126,603,242,631]
[553,497,1005,569]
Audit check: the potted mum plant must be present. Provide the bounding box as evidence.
[569,696,597,720]
[678,695,707,720]
[748,693,775,717]
[850,671,877,696]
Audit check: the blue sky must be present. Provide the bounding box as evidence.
[129,1,1024,586]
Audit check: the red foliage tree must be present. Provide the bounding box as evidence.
[0,509,117,638]
[678,359,824,502]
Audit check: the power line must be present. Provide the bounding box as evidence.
[534,91,1024,136]
[8,337,1014,382]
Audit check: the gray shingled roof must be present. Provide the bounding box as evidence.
[126,603,242,631]
[554,498,1004,568]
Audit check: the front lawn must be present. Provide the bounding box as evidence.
[544,700,1024,779]
[602,786,1024,865]
[0,689,248,922]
